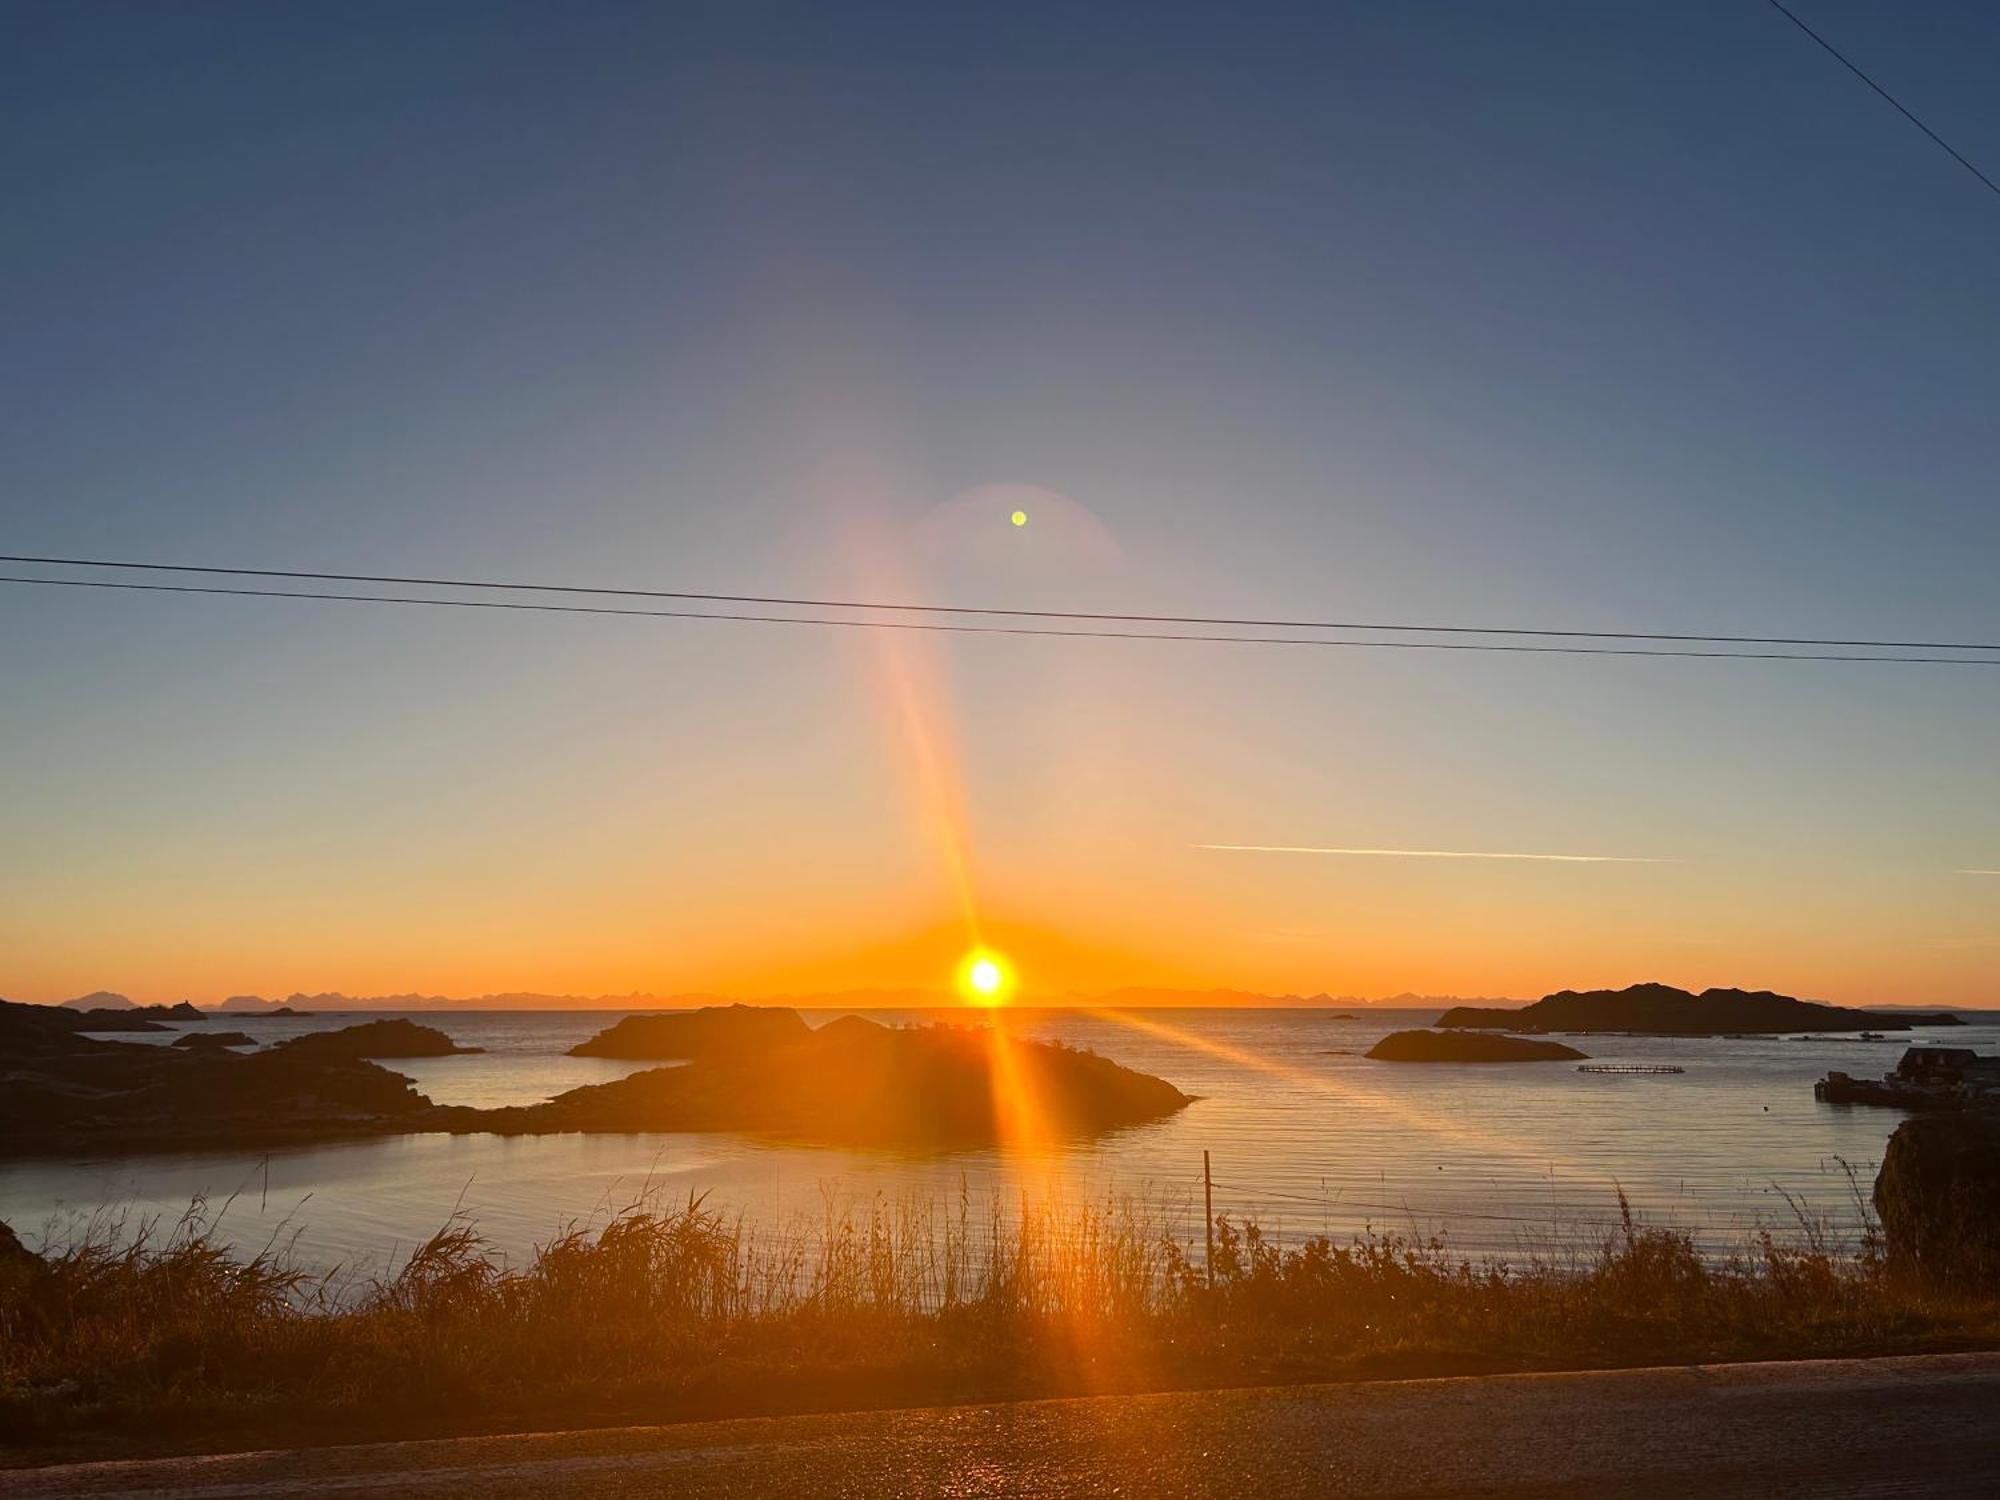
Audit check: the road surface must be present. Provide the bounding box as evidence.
[8,1353,1999,1498]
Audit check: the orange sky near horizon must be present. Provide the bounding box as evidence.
[8,849,1996,1010]
[7,509,1998,1011]
[8,475,1997,1012]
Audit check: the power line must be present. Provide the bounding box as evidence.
[1762,0,2000,200]
[5,573,1998,666]
[4,550,1999,654]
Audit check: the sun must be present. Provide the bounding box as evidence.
[956,948,1014,1006]
[1009,509,1028,527]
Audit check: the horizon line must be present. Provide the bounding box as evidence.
[1195,844,1676,864]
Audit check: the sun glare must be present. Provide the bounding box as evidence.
[958,948,1013,1005]
[1009,509,1028,527]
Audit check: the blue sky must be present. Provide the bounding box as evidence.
[3,1,1997,1004]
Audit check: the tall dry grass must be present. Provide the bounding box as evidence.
[3,1185,1996,1458]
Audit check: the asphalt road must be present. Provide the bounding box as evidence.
[8,1353,2000,1499]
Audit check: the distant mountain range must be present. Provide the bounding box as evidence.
[10,983,1981,1015]
[180,988,1526,1012]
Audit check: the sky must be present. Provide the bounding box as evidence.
[2,0,1997,1007]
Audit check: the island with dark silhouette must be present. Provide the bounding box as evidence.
[0,999,432,1151]
[213,994,311,1016]
[172,1030,255,1051]
[1437,983,1961,1037]
[276,1018,484,1059]
[1367,1030,1587,1063]
[567,1003,812,1059]
[512,1011,1188,1145]
[36,998,210,1033]
[0,1002,1189,1154]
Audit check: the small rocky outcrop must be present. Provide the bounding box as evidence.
[1367,1030,1587,1063]
[0,1218,39,1267]
[1875,1114,2000,1285]
[273,1020,480,1059]
[568,1004,813,1059]
[67,1011,176,1033]
[62,999,207,1025]
[174,1030,256,1050]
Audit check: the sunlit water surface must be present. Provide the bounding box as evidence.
[5,1007,1994,1274]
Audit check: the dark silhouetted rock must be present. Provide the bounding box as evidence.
[0,998,126,1056]
[568,1004,813,1059]
[67,1011,174,1033]
[274,1020,480,1059]
[0,1031,433,1153]
[0,1218,40,1272]
[58,1001,210,1031]
[1438,983,1959,1036]
[1367,1030,1587,1062]
[174,1030,256,1050]
[1876,1114,2000,1285]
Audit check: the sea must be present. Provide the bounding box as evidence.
[5,1006,1994,1275]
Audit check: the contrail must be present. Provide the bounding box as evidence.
[1195,844,1674,864]
[1959,869,2000,877]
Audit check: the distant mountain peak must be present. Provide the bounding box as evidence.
[214,994,282,1012]
[59,991,133,1010]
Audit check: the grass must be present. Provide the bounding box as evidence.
[4,1185,1998,1463]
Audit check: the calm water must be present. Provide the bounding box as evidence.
[6,1006,1994,1272]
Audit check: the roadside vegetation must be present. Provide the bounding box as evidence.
[4,1186,1997,1462]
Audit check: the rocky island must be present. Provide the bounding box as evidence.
[500,1011,1191,1145]
[0,1002,1190,1154]
[567,1003,811,1059]
[172,1030,256,1050]
[0,998,434,1152]
[34,997,210,1034]
[274,1018,484,1059]
[1437,983,1961,1037]
[1366,1030,1587,1063]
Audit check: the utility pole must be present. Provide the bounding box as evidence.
[1203,1149,1214,1290]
